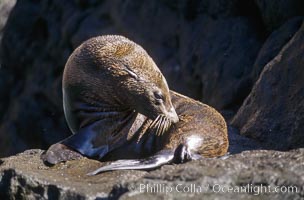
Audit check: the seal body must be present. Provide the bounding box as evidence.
[43,35,228,173]
[102,91,228,160]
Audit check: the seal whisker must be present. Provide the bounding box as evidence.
[163,121,168,133]
[155,116,163,136]
[155,119,161,136]
[160,115,167,133]
[160,116,167,136]
[157,115,167,136]
[168,118,172,129]
[164,118,171,132]
[163,116,171,134]
[150,115,160,129]
[164,117,168,130]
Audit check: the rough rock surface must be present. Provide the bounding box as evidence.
[232,21,304,150]
[179,16,261,110]
[251,17,303,82]
[0,149,303,199]
[0,0,16,128]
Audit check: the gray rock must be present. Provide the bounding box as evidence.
[179,16,262,110]
[0,0,16,122]
[227,126,261,154]
[0,149,303,199]
[0,0,16,41]
[251,17,303,82]
[231,21,304,150]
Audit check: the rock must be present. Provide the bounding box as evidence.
[254,0,304,32]
[180,0,240,20]
[0,149,147,199]
[251,17,303,82]
[231,21,304,150]
[227,126,261,154]
[1,149,303,199]
[0,0,16,122]
[0,0,16,41]
[179,16,262,110]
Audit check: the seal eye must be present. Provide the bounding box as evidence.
[154,92,163,100]
[154,91,164,105]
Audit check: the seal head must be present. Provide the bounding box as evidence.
[63,35,178,132]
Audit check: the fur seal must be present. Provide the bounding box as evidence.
[43,35,228,175]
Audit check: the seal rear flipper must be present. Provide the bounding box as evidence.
[172,144,202,163]
[87,150,175,175]
[87,144,205,175]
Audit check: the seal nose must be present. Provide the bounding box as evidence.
[167,106,179,123]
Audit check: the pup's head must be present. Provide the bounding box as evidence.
[68,35,179,123]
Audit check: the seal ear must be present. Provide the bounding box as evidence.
[124,66,140,80]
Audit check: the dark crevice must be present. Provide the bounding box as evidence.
[183,0,200,21]
[223,78,253,111]
[108,184,130,200]
[31,17,49,41]
[236,0,268,40]
[0,170,14,199]
[47,185,61,200]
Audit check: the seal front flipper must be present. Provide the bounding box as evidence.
[43,124,109,165]
[87,150,175,175]
[61,128,109,160]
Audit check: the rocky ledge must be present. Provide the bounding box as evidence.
[0,149,303,200]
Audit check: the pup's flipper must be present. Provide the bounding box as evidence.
[87,150,174,175]
[87,144,203,175]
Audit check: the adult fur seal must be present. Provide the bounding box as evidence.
[43,35,228,175]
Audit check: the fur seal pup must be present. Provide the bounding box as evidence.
[42,35,228,175]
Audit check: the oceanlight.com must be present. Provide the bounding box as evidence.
[138,183,299,195]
